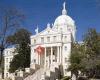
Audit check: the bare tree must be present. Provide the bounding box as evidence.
[0,8,25,78]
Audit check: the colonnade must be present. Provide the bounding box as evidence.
[43,46,62,68]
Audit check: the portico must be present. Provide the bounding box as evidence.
[36,45,62,68]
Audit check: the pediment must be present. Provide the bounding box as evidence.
[37,27,59,36]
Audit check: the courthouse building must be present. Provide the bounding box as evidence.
[30,2,76,77]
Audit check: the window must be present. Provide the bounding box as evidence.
[34,49,36,53]
[60,28,62,31]
[65,36,67,41]
[53,59,55,62]
[34,59,36,63]
[65,69,67,74]
[65,46,67,51]
[34,39,36,44]
[65,58,68,62]
[68,28,71,31]
[6,58,8,63]
[53,52,55,55]
[7,51,10,55]
[6,65,9,70]
[10,51,12,55]
[53,50,55,55]
[47,37,50,42]
[53,36,56,41]
[6,73,8,77]
[41,37,44,43]
[6,51,8,55]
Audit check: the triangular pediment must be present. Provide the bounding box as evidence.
[36,27,59,36]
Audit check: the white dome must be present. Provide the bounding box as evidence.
[54,15,75,27]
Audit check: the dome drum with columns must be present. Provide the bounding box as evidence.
[30,2,76,78]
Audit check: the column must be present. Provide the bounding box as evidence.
[44,47,46,68]
[60,46,62,63]
[51,47,53,65]
[57,46,59,63]
[39,54,40,65]
[38,52,39,64]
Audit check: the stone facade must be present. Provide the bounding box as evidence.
[4,47,16,78]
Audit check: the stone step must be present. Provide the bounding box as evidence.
[15,76,23,80]
[24,62,60,80]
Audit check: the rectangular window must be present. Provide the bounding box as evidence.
[34,59,36,63]
[34,49,36,53]
[65,46,67,51]
[65,58,68,62]
[47,37,50,42]
[53,36,56,42]
[41,37,44,43]
[6,65,9,71]
[6,51,8,55]
[6,58,8,63]
[65,36,67,41]
[34,39,36,44]
[10,51,12,55]
[6,73,8,77]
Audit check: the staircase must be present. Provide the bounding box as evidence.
[24,68,45,80]
[24,62,61,80]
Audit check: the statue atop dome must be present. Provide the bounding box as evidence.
[35,26,39,34]
[62,2,67,15]
[63,2,66,10]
